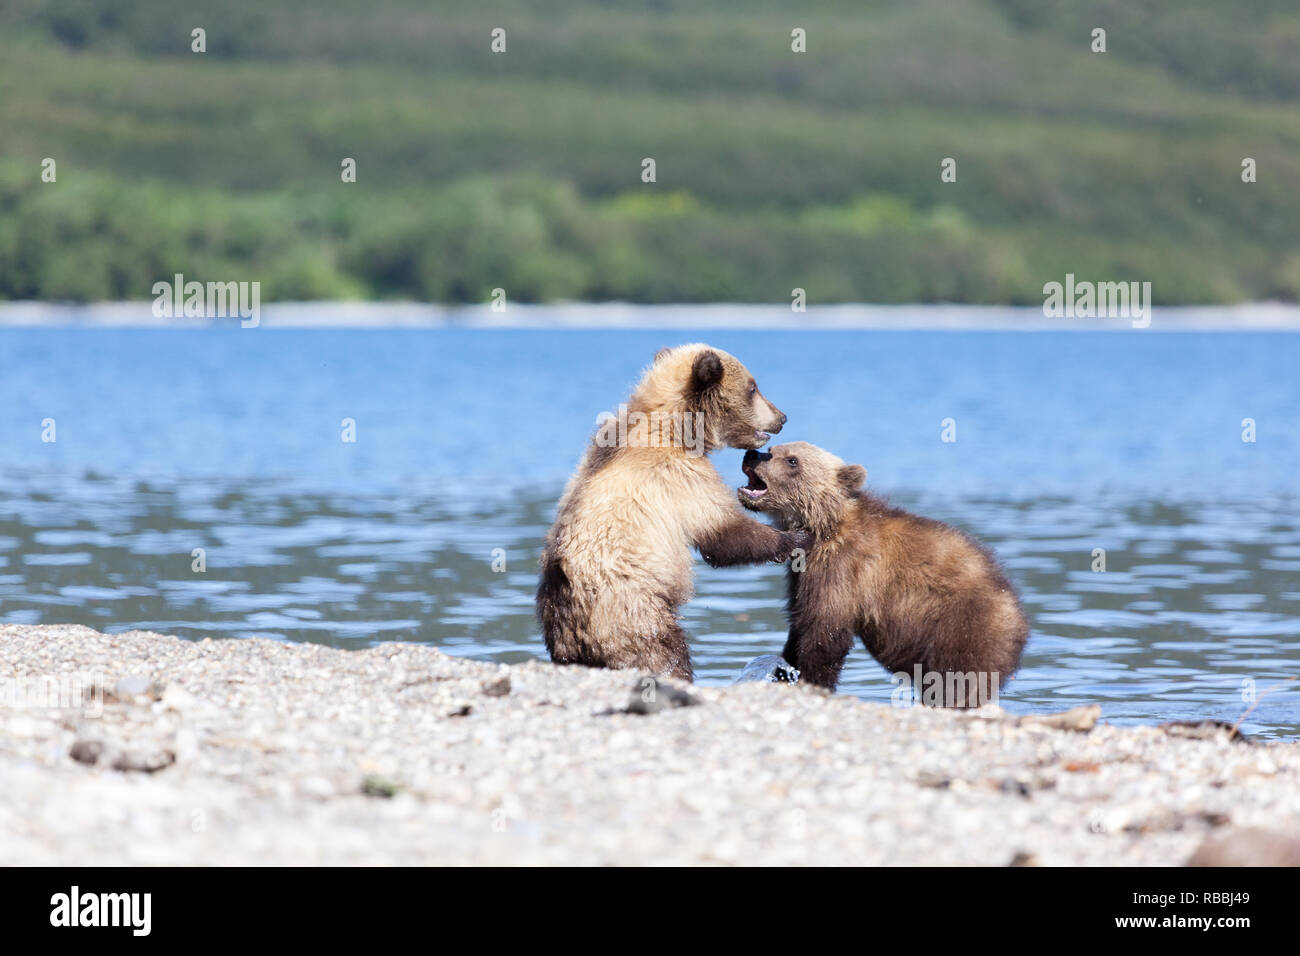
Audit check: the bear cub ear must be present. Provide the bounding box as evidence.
[653,347,671,363]
[690,349,724,392]
[838,464,867,493]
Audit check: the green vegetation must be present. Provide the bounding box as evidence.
[2,0,1298,303]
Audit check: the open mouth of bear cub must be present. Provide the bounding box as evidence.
[739,466,768,500]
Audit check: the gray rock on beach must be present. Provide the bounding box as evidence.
[735,654,800,684]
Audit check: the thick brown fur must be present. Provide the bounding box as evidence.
[538,345,809,681]
[739,442,1028,706]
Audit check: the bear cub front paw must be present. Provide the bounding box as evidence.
[778,528,812,562]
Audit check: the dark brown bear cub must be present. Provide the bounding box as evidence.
[738,442,1028,707]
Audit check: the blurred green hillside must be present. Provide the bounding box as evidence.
[2,0,1299,303]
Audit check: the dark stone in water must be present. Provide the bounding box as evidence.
[734,655,800,685]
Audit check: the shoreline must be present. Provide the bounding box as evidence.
[2,624,1298,865]
[3,301,1300,331]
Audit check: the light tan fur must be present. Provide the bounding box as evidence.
[539,344,802,680]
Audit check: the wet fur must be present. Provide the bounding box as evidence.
[741,442,1028,705]
[538,345,806,681]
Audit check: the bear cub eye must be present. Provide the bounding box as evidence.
[786,457,799,468]
[748,382,757,397]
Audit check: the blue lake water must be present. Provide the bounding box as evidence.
[1,325,1297,735]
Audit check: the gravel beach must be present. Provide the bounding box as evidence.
[1,624,1297,866]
